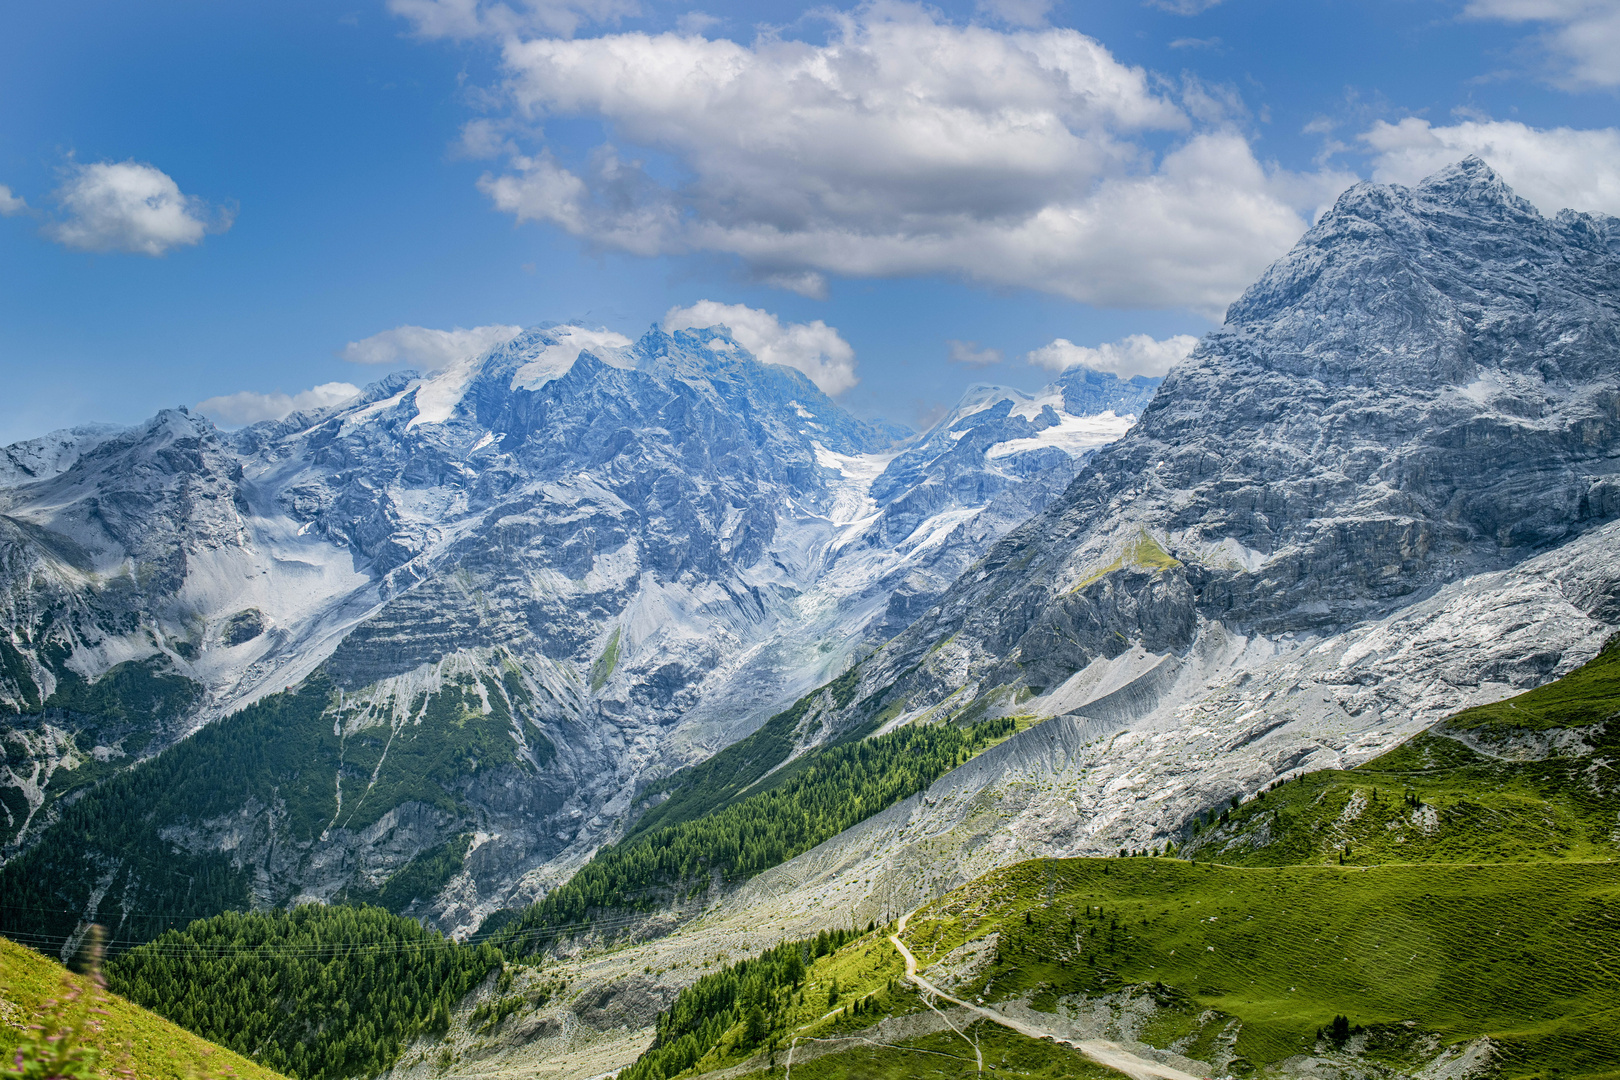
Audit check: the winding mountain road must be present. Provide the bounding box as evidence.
[889,913,1208,1080]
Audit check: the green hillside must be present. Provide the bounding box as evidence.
[615,634,1620,1080]
[0,933,289,1080]
[909,858,1618,1078]
[1188,633,1620,867]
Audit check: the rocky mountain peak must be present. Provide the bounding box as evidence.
[1221,154,1619,394]
[0,318,1159,926]
[832,158,1620,724]
[1409,154,1540,219]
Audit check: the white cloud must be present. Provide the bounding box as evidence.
[947,339,1003,367]
[676,11,722,34]
[664,301,858,395]
[1026,332,1199,377]
[1361,118,1620,217]
[46,161,230,256]
[197,383,362,427]
[473,4,1351,312]
[1463,0,1620,89]
[0,185,26,216]
[388,0,638,39]
[340,324,524,367]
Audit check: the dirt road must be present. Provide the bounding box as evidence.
[889,913,1208,1080]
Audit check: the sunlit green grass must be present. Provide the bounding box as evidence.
[737,1022,1119,1080]
[0,935,288,1080]
[903,857,1619,1078]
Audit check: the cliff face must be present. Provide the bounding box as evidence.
[832,157,1620,723]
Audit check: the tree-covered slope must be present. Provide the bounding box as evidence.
[0,662,552,950]
[486,716,1018,948]
[106,906,500,1080]
[0,934,288,1080]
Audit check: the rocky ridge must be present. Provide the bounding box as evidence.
[811,157,1620,750]
[0,324,1156,934]
[398,160,1620,1079]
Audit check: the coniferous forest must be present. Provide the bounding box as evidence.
[487,716,1016,950]
[108,906,500,1080]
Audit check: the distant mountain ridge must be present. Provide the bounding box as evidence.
[680,158,1620,944]
[0,321,1157,942]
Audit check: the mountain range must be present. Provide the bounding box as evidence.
[0,318,1157,937]
[2,155,1618,1080]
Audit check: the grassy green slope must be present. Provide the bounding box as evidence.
[0,934,289,1080]
[740,1023,1120,1080]
[1191,634,1620,868]
[906,858,1619,1078]
[625,858,1618,1080]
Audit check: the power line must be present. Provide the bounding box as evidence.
[4,908,668,960]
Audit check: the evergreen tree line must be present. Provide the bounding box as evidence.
[106,905,500,1080]
[620,926,862,1080]
[492,718,1015,951]
[0,677,339,948]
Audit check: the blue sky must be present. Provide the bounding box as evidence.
[2,0,1617,444]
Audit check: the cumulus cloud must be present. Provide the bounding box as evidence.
[947,340,1003,367]
[1362,118,1620,217]
[470,4,1351,312]
[388,0,638,39]
[46,161,231,256]
[197,383,362,427]
[1463,0,1620,89]
[1026,332,1199,377]
[340,324,524,367]
[663,301,858,395]
[0,185,26,216]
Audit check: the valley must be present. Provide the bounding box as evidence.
[2,157,1619,1080]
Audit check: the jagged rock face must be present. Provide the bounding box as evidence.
[839,158,1620,716]
[0,322,1152,932]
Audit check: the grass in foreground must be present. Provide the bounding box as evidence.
[0,934,287,1080]
[908,857,1620,1079]
[738,1022,1120,1080]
